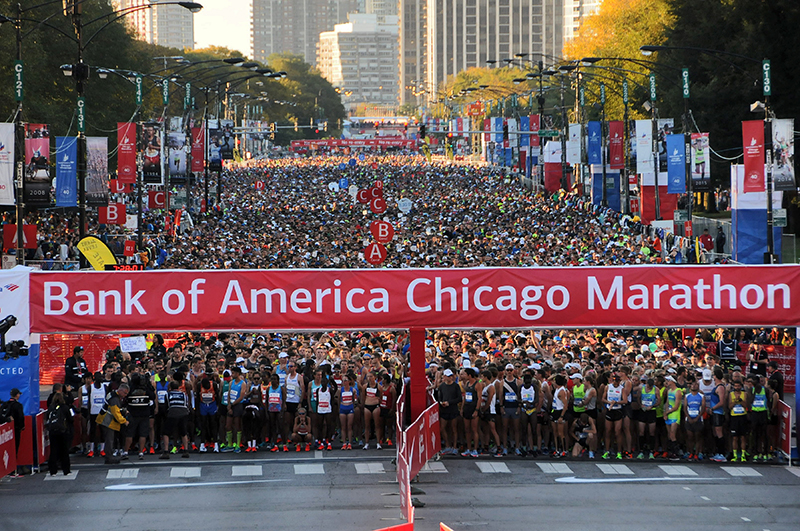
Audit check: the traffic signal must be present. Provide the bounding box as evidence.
[324,121,328,132]
[269,122,276,140]
[294,121,298,132]
[503,123,509,142]
[419,124,426,139]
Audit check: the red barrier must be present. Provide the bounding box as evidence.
[15,416,34,468]
[404,402,441,480]
[779,400,792,461]
[0,422,16,478]
[35,411,49,467]
[374,523,414,531]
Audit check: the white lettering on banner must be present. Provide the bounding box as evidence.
[407,277,570,321]
[0,367,24,376]
[44,280,147,316]
[0,426,13,445]
[221,279,389,315]
[588,276,790,312]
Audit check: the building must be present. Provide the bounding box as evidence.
[425,0,564,102]
[317,13,400,111]
[563,0,603,42]
[251,0,358,65]
[398,0,428,107]
[366,0,398,15]
[115,0,195,50]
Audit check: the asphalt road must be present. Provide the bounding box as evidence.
[2,451,799,531]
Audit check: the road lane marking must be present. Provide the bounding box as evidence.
[597,464,633,475]
[658,465,697,476]
[105,479,286,491]
[476,462,510,473]
[44,472,78,480]
[232,465,263,477]
[537,463,573,474]
[420,462,448,473]
[294,464,324,475]
[356,462,385,474]
[170,467,201,478]
[555,476,724,484]
[106,469,138,479]
[721,466,761,477]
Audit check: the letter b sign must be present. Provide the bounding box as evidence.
[370,220,395,244]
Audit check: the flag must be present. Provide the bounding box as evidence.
[608,121,624,169]
[86,137,109,206]
[24,123,51,207]
[140,122,164,184]
[666,134,686,194]
[529,115,540,147]
[690,133,711,191]
[587,121,602,165]
[0,123,15,205]
[117,122,137,183]
[191,126,205,172]
[772,118,795,191]
[742,120,765,193]
[635,120,654,175]
[567,124,581,164]
[167,131,187,183]
[519,116,529,147]
[55,136,77,207]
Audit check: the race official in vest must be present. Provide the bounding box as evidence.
[96,384,129,465]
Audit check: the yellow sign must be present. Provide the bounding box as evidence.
[77,236,118,271]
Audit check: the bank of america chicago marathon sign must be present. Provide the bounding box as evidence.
[30,266,800,333]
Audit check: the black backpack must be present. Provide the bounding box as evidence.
[46,405,68,434]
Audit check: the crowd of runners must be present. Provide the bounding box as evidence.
[57,325,789,465]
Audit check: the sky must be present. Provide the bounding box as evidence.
[194,0,252,57]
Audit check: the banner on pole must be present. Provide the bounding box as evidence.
[690,133,711,191]
[742,120,765,193]
[772,118,795,191]
[167,132,187,184]
[140,122,164,184]
[54,137,77,207]
[666,134,686,194]
[635,120,654,175]
[117,122,136,184]
[587,121,601,165]
[191,126,205,172]
[529,115,540,147]
[24,123,51,207]
[86,137,109,206]
[567,124,581,164]
[608,121,624,169]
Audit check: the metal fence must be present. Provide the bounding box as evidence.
[783,234,798,264]
[23,260,80,271]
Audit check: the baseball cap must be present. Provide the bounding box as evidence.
[443,369,454,376]
[461,352,470,358]
[702,369,713,380]
[235,357,245,364]
[665,375,676,382]
[505,363,514,370]
[278,352,288,359]
[570,373,583,379]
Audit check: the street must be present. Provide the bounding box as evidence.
[2,452,799,531]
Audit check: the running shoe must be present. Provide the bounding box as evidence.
[602,451,610,460]
[616,452,622,460]
[376,443,382,450]
[588,451,595,459]
[636,452,644,460]
[86,451,94,458]
[648,452,655,460]
[100,450,106,458]
[192,444,198,452]
[171,446,178,454]
[138,452,144,460]
[503,447,508,456]
[561,451,568,458]
[296,444,302,452]
[461,450,471,457]
[494,448,503,458]
[234,446,241,454]
[363,443,369,450]
[222,445,235,453]
[306,443,311,452]
[470,450,479,458]
[214,443,220,453]
[270,446,278,452]
[317,442,325,451]
[697,453,705,461]
[159,452,170,460]
[327,442,332,451]
[182,451,190,458]
[283,444,288,452]
[386,439,393,446]
[515,447,522,456]
[623,452,632,460]
[277,436,282,444]
[200,444,207,453]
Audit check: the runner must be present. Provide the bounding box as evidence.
[637,377,660,459]
[551,374,569,458]
[291,407,313,451]
[337,374,358,450]
[378,373,396,447]
[663,376,683,460]
[314,372,334,451]
[361,371,381,450]
[479,369,501,456]
[283,361,304,452]
[519,371,541,457]
[570,412,597,458]
[266,373,286,452]
[683,380,705,460]
[499,363,521,456]
[603,372,625,459]
[198,376,219,452]
[437,368,462,456]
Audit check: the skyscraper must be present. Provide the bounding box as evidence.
[251,0,358,65]
[563,0,603,42]
[425,0,564,101]
[114,0,195,50]
[398,0,427,106]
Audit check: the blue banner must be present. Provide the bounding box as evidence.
[587,121,602,165]
[494,117,503,143]
[666,133,686,194]
[519,116,530,147]
[55,136,78,207]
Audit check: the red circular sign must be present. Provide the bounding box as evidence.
[370,197,387,214]
[364,242,387,265]
[255,180,264,190]
[370,220,395,243]
[369,186,383,199]
[356,188,370,204]
[371,162,378,170]
[374,179,383,188]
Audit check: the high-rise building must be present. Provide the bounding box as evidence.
[317,13,400,110]
[251,0,358,65]
[398,0,427,107]
[563,0,603,42]
[114,0,195,50]
[425,0,563,102]
[366,0,398,15]
[151,0,195,49]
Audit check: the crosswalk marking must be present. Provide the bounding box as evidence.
[106,468,138,479]
[476,462,511,473]
[170,467,201,478]
[721,466,762,477]
[355,463,385,474]
[232,465,263,477]
[537,463,572,474]
[420,462,448,473]
[659,465,697,476]
[785,467,800,478]
[44,471,78,480]
[294,464,325,475]
[596,464,633,475]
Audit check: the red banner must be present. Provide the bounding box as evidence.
[483,119,491,141]
[778,400,792,458]
[191,127,205,173]
[28,266,800,333]
[3,224,38,250]
[291,139,417,151]
[148,190,166,209]
[98,203,126,225]
[109,179,131,194]
[117,122,137,184]
[608,120,625,169]
[530,115,540,147]
[404,402,441,480]
[35,411,50,466]
[742,120,765,193]
[0,422,16,478]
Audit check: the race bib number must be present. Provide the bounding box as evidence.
[504,392,516,403]
[465,392,473,403]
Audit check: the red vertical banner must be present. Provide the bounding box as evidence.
[35,412,50,466]
[191,126,205,172]
[0,422,17,477]
[117,122,137,184]
[530,114,540,147]
[608,120,625,169]
[742,120,765,192]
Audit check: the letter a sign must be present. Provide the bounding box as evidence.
[364,242,387,265]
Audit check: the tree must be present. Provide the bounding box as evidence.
[563,0,674,121]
